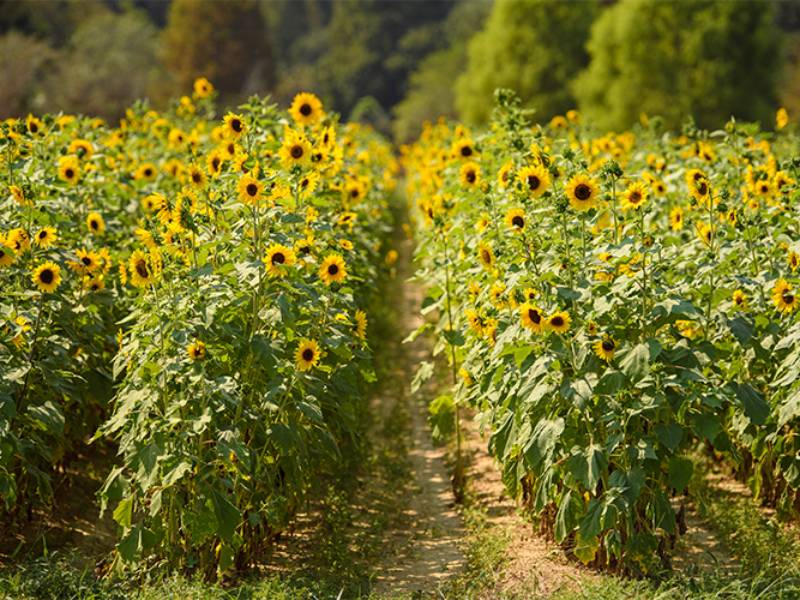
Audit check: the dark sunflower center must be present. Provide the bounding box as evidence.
[697,182,708,195]
[65,168,75,179]
[192,172,202,183]
[784,292,795,304]
[40,269,54,284]
[39,231,47,239]
[299,103,312,116]
[460,145,472,157]
[81,256,92,266]
[272,252,285,265]
[760,184,769,193]
[328,264,339,275]
[90,220,99,230]
[551,316,564,327]
[212,158,220,170]
[527,175,540,190]
[302,348,314,361]
[512,216,524,228]
[528,309,541,323]
[602,340,615,351]
[91,282,100,290]
[291,145,304,159]
[135,260,149,278]
[630,191,641,203]
[231,119,242,132]
[466,170,476,184]
[350,188,359,198]
[30,123,38,133]
[246,183,258,196]
[481,250,491,263]
[574,184,591,201]
[301,178,309,188]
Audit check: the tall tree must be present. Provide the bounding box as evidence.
[576,0,782,130]
[455,0,597,125]
[161,0,274,98]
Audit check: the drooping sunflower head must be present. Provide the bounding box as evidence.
[295,339,321,371]
[594,337,616,362]
[546,311,571,334]
[566,174,598,212]
[695,222,712,246]
[354,309,368,340]
[290,92,324,126]
[517,164,551,198]
[87,212,105,235]
[263,244,297,277]
[32,261,62,293]
[319,253,347,286]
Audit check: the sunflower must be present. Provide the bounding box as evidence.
[193,77,214,99]
[298,171,321,199]
[279,129,312,168]
[187,339,207,361]
[129,250,156,288]
[290,92,324,126]
[477,241,494,270]
[223,113,247,138]
[26,114,43,135]
[459,162,481,187]
[74,248,101,273]
[142,193,165,213]
[593,337,616,362]
[732,289,747,309]
[34,226,57,248]
[319,253,347,285]
[9,185,26,205]
[669,207,684,231]
[295,339,321,371]
[686,169,710,201]
[355,309,368,340]
[696,222,712,246]
[504,207,527,233]
[497,161,513,189]
[566,174,598,211]
[134,163,157,181]
[58,155,80,184]
[777,107,789,130]
[452,139,476,160]
[520,303,544,333]
[0,238,15,268]
[773,279,798,313]
[546,311,571,334]
[84,276,105,292]
[188,164,206,188]
[263,244,296,277]
[87,212,105,235]
[238,174,263,205]
[8,228,30,253]
[621,182,648,211]
[517,164,550,198]
[522,287,538,303]
[32,262,62,293]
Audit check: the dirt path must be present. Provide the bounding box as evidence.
[372,238,466,596]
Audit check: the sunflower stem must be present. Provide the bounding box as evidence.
[441,230,463,494]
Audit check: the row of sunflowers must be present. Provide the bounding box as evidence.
[0,82,398,575]
[404,90,800,573]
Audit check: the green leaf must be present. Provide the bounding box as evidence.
[428,394,456,445]
[728,316,754,346]
[113,496,133,529]
[619,343,649,382]
[211,490,241,542]
[27,401,64,436]
[411,361,434,394]
[732,382,769,425]
[568,444,607,490]
[778,389,800,428]
[668,456,693,492]
[595,370,626,395]
[162,461,192,487]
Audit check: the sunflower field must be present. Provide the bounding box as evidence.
[0,82,398,575]
[404,91,800,573]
